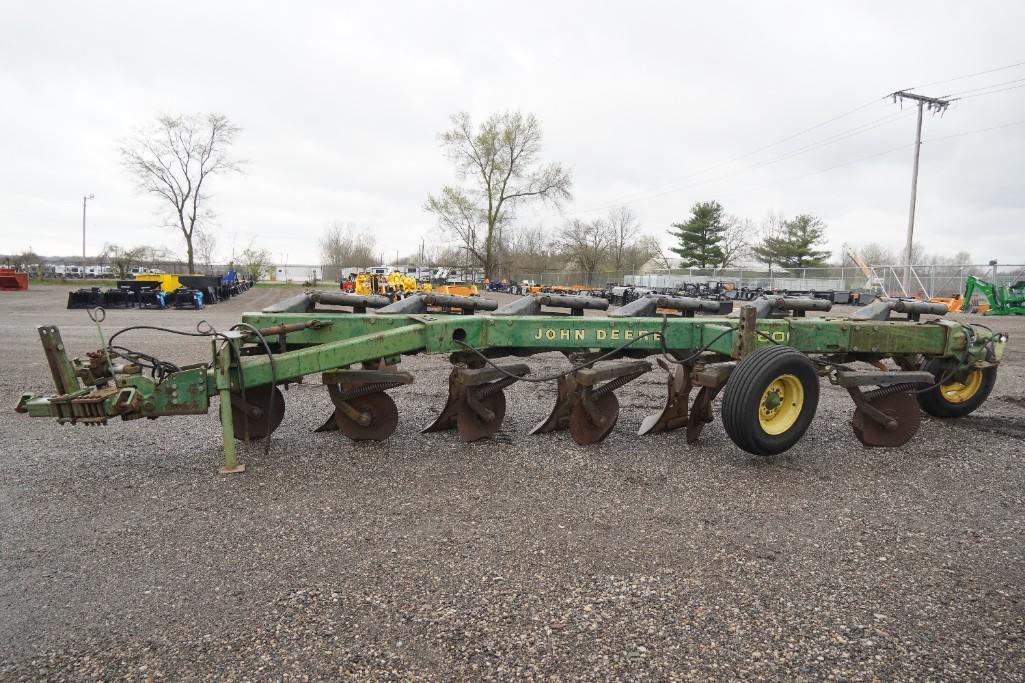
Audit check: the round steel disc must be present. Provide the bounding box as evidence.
[333,391,399,441]
[569,392,620,446]
[231,385,285,441]
[852,391,921,447]
[456,390,507,442]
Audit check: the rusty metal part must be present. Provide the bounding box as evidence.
[230,384,285,441]
[638,361,693,435]
[456,390,507,442]
[530,374,581,434]
[324,390,399,441]
[851,388,921,447]
[245,319,331,339]
[423,364,529,440]
[316,368,412,439]
[686,385,723,444]
[675,361,735,444]
[528,360,650,443]
[569,390,620,445]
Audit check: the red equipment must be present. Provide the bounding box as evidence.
[0,269,28,291]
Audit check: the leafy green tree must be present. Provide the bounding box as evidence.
[752,214,831,269]
[668,201,727,268]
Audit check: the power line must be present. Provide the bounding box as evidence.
[957,83,1025,100]
[905,60,1025,91]
[720,118,1025,196]
[531,103,903,220]
[944,76,1025,97]
[542,97,890,217]
[527,62,1025,225]
[925,117,1025,143]
[597,112,911,209]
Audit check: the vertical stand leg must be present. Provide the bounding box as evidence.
[215,341,245,474]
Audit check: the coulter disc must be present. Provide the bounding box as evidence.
[333,391,399,441]
[456,390,507,442]
[569,392,620,446]
[457,387,508,440]
[852,391,921,447]
[231,385,286,441]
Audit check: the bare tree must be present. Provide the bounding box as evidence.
[607,206,642,270]
[504,225,557,275]
[555,219,611,285]
[621,235,662,273]
[852,242,897,266]
[320,223,354,267]
[425,111,572,279]
[194,228,218,274]
[648,240,675,271]
[120,113,242,273]
[101,244,146,279]
[320,223,378,269]
[12,250,41,271]
[720,216,752,268]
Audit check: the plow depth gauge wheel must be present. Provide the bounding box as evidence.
[916,359,997,418]
[722,346,819,456]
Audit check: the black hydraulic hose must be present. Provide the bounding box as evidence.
[230,322,278,459]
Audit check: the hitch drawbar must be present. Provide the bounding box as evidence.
[14,293,1007,472]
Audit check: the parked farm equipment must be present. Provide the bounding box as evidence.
[961,274,1025,316]
[16,292,1006,473]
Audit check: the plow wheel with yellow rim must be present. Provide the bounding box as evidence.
[916,359,997,418]
[721,345,820,456]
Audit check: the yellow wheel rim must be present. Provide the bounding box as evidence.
[758,374,804,435]
[940,369,983,404]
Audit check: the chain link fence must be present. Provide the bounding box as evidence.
[508,263,1025,298]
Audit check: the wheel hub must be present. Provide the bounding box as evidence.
[758,374,804,435]
[940,369,983,404]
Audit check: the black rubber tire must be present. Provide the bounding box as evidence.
[721,345,820,456]
[916,359,997,418]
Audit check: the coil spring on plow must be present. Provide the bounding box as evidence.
[847,382,923,448]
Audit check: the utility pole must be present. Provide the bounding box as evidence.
[82,193,95,260]
[891,91,950,296]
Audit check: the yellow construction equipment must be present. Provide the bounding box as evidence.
[134,274,183,292]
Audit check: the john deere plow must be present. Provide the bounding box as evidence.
[15,291,1007,472]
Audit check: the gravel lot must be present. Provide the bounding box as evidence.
[1,285,1023,680]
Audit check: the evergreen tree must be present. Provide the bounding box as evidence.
[751,214,831,269]
[668,201,727,268]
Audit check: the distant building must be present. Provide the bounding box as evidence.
[272,264,322,283]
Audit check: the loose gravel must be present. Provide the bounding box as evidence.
[1,286,1023,680]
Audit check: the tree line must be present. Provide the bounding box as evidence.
[79,108,976,285]
[669,201,832,271]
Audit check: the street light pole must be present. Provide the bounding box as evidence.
[82,194,95,260]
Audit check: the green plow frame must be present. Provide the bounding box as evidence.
[15,296,1008,472]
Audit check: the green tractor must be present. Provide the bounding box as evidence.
[961,275,1025,316]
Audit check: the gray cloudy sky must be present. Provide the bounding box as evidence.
[3,1,1024,265]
